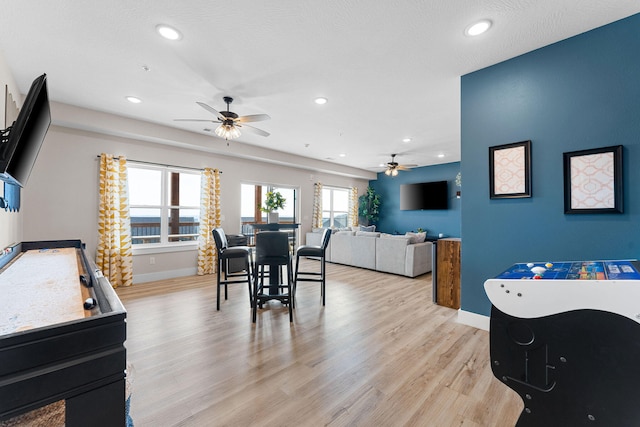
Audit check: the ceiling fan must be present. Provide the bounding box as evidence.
[175,96,270,141]
[384,154,416,176]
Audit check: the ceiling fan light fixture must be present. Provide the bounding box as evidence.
[392,169,398,177]
[215,123,241,140]
[385,169,391,176]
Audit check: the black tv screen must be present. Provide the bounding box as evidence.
[400,180,448,210]
[0,74,51,187]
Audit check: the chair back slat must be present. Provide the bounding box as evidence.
[321,228,332,250]
[213,228,228,252]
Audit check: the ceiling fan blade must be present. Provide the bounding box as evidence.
[396,166,413,171]
[196,102,225,121]
[400,164,418,168]
[174,118,221,123]
[236,113,271,123]
[239,123,270,137]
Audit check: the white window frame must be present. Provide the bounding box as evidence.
[322,186,349,228]
[128,163,201,254]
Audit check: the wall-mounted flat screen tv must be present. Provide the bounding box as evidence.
[0,73,51,187]
[400,180,448,210]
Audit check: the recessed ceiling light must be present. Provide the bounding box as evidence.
[465,19,492,37]
[339,153,346,157]
[402,138,412,143]
[156,24,182,41]
[438,153,445,158]
[314,97,328,105]
[126,96,142,104]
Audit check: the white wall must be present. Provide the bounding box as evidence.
[0,50,24,250]
[22,104,370,282]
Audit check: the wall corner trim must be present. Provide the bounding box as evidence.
[457,309,490,331]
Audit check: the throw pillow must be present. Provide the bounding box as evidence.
[405,232,427,244]
[359,225,376,232]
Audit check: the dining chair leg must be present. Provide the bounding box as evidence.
[321,257,326,306]
[293,254,300,308]
[252,271,258,323]
[216,259,222,311]
[245,257,253,308]
[287,261,293,323]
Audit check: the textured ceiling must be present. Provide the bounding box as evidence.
[1,1,638,173]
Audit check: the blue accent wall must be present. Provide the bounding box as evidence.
[461,14,640,316]
[370,162,461,238]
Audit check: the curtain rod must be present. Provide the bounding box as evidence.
[95,155,222,173]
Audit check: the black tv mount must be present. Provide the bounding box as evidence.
[1,125,14,210]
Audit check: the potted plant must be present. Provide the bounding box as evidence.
[358,186,381,225]
[261,191,286,223]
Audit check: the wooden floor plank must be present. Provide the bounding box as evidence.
[117,260,521,426]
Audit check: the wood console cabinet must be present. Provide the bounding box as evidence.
[435,238,461,309]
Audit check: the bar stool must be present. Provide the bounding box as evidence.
[212,228,253,311]
[294,228,331,305]
[253,231,294,323]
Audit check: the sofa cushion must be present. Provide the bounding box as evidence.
[355,231,380,237]
[380,233,410,240]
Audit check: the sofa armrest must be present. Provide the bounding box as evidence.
[375,237,410,275]
[405,241,433,277]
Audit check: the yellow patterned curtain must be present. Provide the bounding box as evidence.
[312,182,323,228]
[348,186,359,227]
[96,154,133,288]
[197,168,221,275]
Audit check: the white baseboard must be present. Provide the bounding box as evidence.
[457,309,490,331]
[133,267,198,284]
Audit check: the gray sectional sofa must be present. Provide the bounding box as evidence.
[305,230,432,277]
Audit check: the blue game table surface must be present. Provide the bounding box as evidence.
[494,260,640,281]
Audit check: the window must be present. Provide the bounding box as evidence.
[241,184,297,224]
[322,187,349,228]
[128,164,201,246]
[241,183,298,246]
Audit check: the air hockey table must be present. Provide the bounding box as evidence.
[485,260,640,426]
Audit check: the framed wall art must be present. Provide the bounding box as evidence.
[489,140,532,199]
[563,145,623,214]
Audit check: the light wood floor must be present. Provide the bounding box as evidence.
[116,260,522,427]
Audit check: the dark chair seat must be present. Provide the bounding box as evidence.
[221,246,252,258]
[295,245,324,257]
[213,228,253,311]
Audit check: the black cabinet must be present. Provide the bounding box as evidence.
[0,240,127,426]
